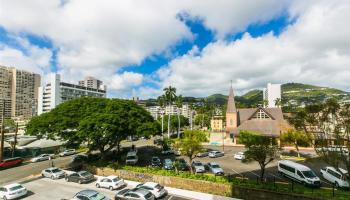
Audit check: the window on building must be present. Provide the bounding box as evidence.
[252,109,270,119]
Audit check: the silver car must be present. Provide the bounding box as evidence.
[41,167,66,179]
[191,160,205,173]
[115,188,154,200]
[207,162,224,175]
[208,151,224,158]
[71,189,111,200]
[30,154,53,162]
[59,149,76,157]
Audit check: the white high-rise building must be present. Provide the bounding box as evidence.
[38,74,107,115]
[145,103,192,119]
[79,76,106,91]
[263,83,281,108]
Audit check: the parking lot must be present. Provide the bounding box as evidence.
[21,177,190,200]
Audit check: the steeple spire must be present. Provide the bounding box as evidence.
[226,83,236,113]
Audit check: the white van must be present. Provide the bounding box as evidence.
[320,166,349,188]
[278,160,321,187]
[126,151,138,165]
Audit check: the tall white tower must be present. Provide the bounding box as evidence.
[263,83,281,108]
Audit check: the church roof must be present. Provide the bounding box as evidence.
[226,86,236,113]
[238,107,284,123]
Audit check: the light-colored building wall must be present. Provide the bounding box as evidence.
[79,76,106,91]
[263,83,281,108]
[0,65,40,120]
[145,103,192,119]
[38,73,107,115]
[211,116,223,132]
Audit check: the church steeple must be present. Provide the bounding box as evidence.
[226,84,236,113]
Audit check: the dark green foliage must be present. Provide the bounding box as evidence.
[26,97,156,157]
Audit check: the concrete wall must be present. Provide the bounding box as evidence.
[85,166,324,200]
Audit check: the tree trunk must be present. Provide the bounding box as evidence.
[161,113,164,139]
[189,157,193,174]
[260,163,266,182]
[295,139,300,157]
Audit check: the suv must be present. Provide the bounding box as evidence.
[320,167,349,188]
[192,160,205,173]
[0,183,27,200]
[96,176,126,190]
[71,189,111,200]
[136,182,168,199]
[126,151,138,165]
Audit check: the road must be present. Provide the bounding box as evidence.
[21,177,189,200]
[0,156,72,185]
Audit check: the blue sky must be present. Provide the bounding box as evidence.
[1,1,349,98]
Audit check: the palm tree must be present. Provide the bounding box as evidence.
[274,98,282,108]
[157,95,166,138]
[163,86,177,138]
[189,102,194,130]
[176,95,183,138]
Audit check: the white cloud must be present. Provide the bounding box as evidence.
[158,0,350,97]
[109,72,143,91]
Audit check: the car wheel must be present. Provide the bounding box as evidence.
[78,180,82,184]
[96,183,100,188]
[65,177,69,182]
[335,182,339,188]
[3,196,7,200]
[109,186,113,191]
[51,175,55,180]
[41,173,44,177]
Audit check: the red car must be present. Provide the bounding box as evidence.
[0,157,23,169]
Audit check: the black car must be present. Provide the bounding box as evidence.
[151,157,161,168]
[66,154,87,171]
[65,171,95,184]
[174,158,189,171]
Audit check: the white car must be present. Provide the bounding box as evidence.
[136,182,168,199]
[59,149,76,157]
[0,183,27,200]
[234,152,245,160]
[126,151,138,165]
[320,167,349,188]
[96,176,126,190]
[41,167,66,179]
[161,149,175,155]
[191,160,205,173]
[208,151,224,158]
[31,154,53,162]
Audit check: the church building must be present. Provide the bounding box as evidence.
[224,85,290,145]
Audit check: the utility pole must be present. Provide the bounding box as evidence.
[12,123,18,158]
[0,100,5,161]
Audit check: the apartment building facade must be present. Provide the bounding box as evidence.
[79,76,106,91]
[145,104,192,119]
[38,74,107,115]
[263,83,281,108]
[0,65,40,120]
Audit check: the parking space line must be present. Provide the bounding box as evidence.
[268,173,283,180]
[248,171,259,177]
[231,169,243,178]
[168,196,174,200]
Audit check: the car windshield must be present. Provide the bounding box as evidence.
[302,170,317,178]
[127,156,136,160]
[194,162,202,166]
[112,177,120,182]
[9,185,23,191]
[90,193,106,200]
[165,160,172,164]
[155,184,162,189]
[152,158,160,161]
[211,164,220,168]
[80,171,91,177]
[52,168,61,173]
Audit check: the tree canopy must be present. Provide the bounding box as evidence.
[280,128,312,157]
[26,97,158,157]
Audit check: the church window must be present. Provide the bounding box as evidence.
[252,109,270,119]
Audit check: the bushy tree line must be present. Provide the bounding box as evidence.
[26,97,160,158]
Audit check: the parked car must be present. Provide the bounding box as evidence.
[66,154,87,171]
[206,162,224,175]
[41,167,66,179]
[115,188,155,200]
[191,160,205,173]
[174,158,189,171]
[150,157,161,168]
[234,152,245,160]
[136,182,168,199]
[161,149,174,155]
[126,151,138,165]
[320,167,349,188]
[278,160,320,187]
[65,171,95,184]
[96,175,126,190]
[0,157,23,169]
[71,189,111,200]
[31,154,53,162]
[196,149,213,157]
[208,151,224,158]
[59,149,76,157]
[153,138,163,145]
[0,183,27,200]
[163,159,174,170]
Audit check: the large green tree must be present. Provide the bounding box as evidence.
[280,129,312,157]
[173,130,208,173]
[239,130,279,181]
[26,97,156,158]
